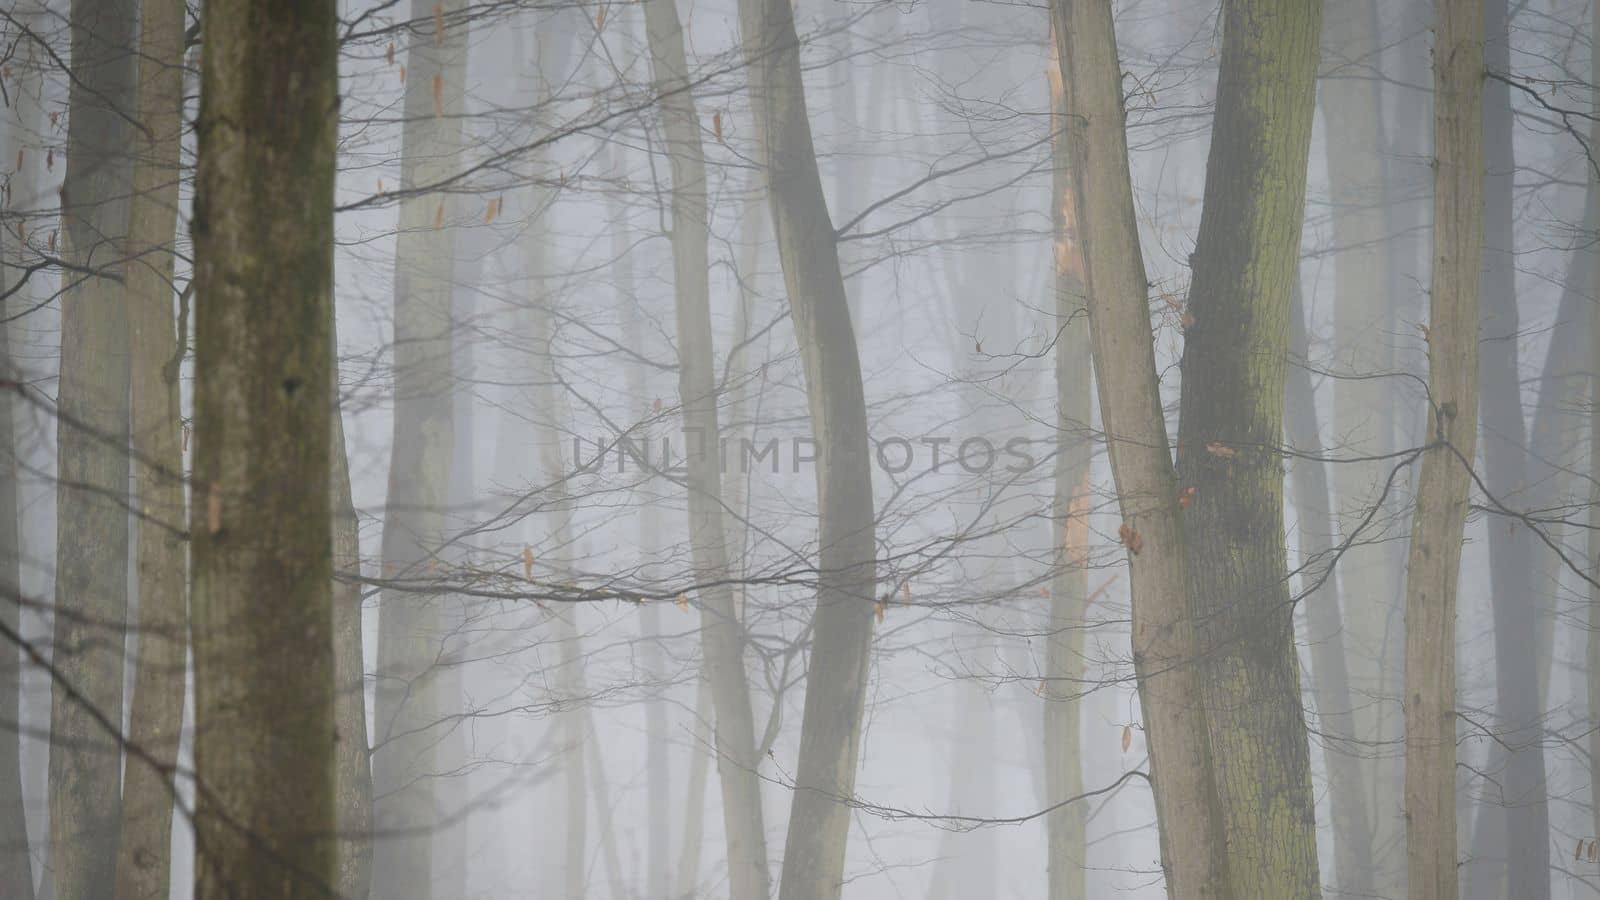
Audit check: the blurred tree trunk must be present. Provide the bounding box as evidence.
[641,2,772,895]
[1047,1,1228,896]
[330,335,373,900]
[48,0,138,889]
[370,3,467,897]
[1172,3,1324,896]
[1042,49,1090,900]
[1285,285,1375,898]
[732,0,879,894]
[1464,0,1551,895]
[673,676,712,900]
[114,0,189,890]
[1401,0,1482,893]
[1588,0,1600,870]
[1318,2,1402,883]
[188,0,339,887]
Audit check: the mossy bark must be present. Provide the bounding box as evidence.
[188,0,340,890]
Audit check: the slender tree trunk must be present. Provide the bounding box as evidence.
[188,0,340,888]
[1587,0,1600,872]
[673,676,712,900]
[1402,0,1482,893]
[1318,1,1402,883]
[331,342,374,900]
[1285,285,1376,898]
[641,3,772,895]
[1463,0,1552,894]
[1172,4,1325,897]
[1043,50,1090,900]
[1047,1,1228,896]
[733,0,879,897]
[113,0,189,890]
[370,4,467,897]
[49,0,138,889]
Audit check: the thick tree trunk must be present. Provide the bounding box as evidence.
[1318,1,1402,883]
[188,0,340,889]
[1285,285,1376,898]
[641,2,772,895]
[1463,0,1552,895]
[113,0,189,891]
[1043,52,1090,900]
[1047,1,1228,897]
[1172,4,1325,897]
[370,4,467,897]
[49,0,138,890]
[1402,0,1482,894]
[732,0,879,896]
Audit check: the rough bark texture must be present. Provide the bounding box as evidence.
[1047,1,1228,897]
[49,0,138,890]
[1043,53,1090,900]
[369,4,467,897]
[113,0,189,891]
[641,2,772,895]
[1285,285,1375,899]
[1172,1,1324,896]
[732,0,879,895]
[1403,0,1482,895]
[188,0,340,889]
[1318,2,1402,884]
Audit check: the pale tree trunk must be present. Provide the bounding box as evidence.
[0,156,33,900]
[370,3,467,897]
[1402,0,1482,893]
[1587,0,1600,869]
[1048,1,1228,897]
[1043,50,1090,900]
[1318,1,1402,883]
[331,339,373,900]
[1463,0,1551,894]
[188,0,340,888]
[733,0,880,895]
[641,2,772,895]
[1285,285,1375,898]
[673,677,712,900]
[49,0,138,889]
[113,0,189,891]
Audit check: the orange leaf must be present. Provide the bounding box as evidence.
[1121,724,1132,753]
[399,64,407,84]
[874,600,885,624]
[47,230,55,253]
[207,483,223,535]
[433,2,444,42]
[432,73,443,117]
[1178,485,1196,509]
[901,582,911,606]
[676,592,689,611]
[1116,522,1143,555]
[433,200,444,229]
[386,42,395,65]
[484,197,500,223]
[595,4,606,28]
[522,545,534,581]
[1204,441,1236,460]
[713,110,723,143]
[652,397,663,412]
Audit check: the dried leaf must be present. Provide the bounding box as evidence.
[44,148,51,171]
[1121,724,1132,753]
[676,592,689,611]
[1116,522,1144,556]
[1178,485,1196,509]
[652,397,663,412]
[386,41,395,65]
[433,200,444,229]
[1579,838,1586,862]
[1181,311,1195,330]
[874,600,885,624]
[1204,441,1236,460]
[595,4,606,29]
[399,64,407,84]
[1035,678,1047,698]
[1589,841,1596,862]
[207,484,222,535]
[523,545,534,581]
[484,196,500,223]
[47,230,55,253]
[901,582,911,606]
[377,178,385,193]
[433,2,444,42]
[432,73,443,117]
[713,110,723,143]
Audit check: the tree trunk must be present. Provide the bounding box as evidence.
[1285,284,1376,898]
[1402,0,1482,893]
[1318,1,1402,883]
[370,4,467,897]
[1042,49,1091,900]
[114,0,189,888]
[49,0,138,889]
[732,0,879,897]
[1047,1,1228,896]
[641,2,772,895]
[188,0,340,888]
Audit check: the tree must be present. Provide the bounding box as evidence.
[1402,0,1483,893]
[187,0,340,890]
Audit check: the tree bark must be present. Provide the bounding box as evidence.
[641,2,772,895]
[370,4,467,897]
[1047,1,1229,897]
[49,0,138,889]
[1402,0,1483,894]
[114,0,189,889]
[188,0,340,888]
[1172,2,1325,896]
